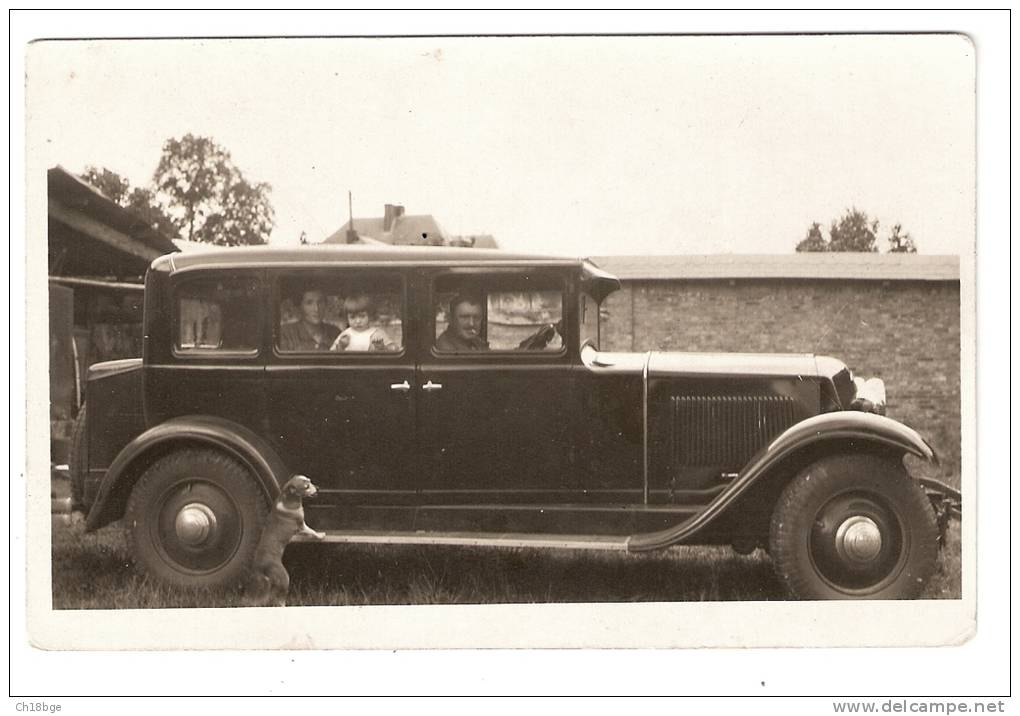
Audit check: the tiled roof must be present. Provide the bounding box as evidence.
[589,253,960,282]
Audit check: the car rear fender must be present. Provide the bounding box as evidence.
[627,411,939,551]
[84,415,288,532]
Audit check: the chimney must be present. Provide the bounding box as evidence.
[383,204,405,232]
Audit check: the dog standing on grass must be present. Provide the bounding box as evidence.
[245,474,326,607]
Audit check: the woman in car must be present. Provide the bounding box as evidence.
[279,287,342,351]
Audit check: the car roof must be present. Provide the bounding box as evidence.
[154,244,589,273]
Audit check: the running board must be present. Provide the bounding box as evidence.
[293,530,631,551]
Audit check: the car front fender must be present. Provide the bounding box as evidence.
[627,411,939,552]
[748,410,939,469]
[84,415,289,532]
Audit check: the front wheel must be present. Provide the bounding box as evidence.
[126,449,268,590]
[769,454,937,600]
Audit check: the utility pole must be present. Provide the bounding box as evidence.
[346,190,358,244]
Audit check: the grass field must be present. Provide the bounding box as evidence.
[50,480,961,609]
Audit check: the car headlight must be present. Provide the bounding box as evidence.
[851,376,887,415]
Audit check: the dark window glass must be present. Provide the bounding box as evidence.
[176,275,259,354]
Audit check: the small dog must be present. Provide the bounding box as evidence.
[244,474,325,607]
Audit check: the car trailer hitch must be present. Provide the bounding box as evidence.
[917,477,962,548]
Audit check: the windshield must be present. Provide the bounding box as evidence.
[580,291,600,349]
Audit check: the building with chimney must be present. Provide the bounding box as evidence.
[323,203,498,248]
[324,203,447,246]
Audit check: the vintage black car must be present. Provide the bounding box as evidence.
[70,245,958,600]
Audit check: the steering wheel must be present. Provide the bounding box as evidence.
[518,322,559,351]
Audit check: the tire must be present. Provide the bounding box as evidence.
[126,449,268,590]
[68,402,88,514]
[769,454,937,600]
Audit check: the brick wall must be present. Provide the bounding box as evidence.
[599,278,961,474]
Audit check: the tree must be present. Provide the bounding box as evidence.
[796,208,917,253]
[152,134,274,246]
[82,166,178,239]
[795,222,828,252]
[887,223,917,253]
[828,207,879,253]
[82,166,130,204]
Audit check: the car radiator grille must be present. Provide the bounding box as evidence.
[669,395,797,467]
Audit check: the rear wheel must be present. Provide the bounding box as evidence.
[126,449,268,589]
[770,454,937,599]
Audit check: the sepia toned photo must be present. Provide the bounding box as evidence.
[26,33,975,651]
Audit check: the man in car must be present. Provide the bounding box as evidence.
[436,293,489,351]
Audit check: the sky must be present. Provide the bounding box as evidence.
[27,35,974,256]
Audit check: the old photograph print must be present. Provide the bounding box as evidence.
[30,34,973,648]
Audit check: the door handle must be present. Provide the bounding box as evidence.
[390,380,411,392]
[421,380,443,392]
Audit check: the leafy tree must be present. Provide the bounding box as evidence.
[125,187,181,239]
[152,134,274,246]
[795,222,828,252]
[82,166,130,204]
[887,223,918,253]
[828,207,879,253]
[796,208,918,253]
[82,166,178,239]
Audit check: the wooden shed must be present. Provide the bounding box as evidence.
[47,166,178,462]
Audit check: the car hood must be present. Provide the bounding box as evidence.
[581,344,846,380]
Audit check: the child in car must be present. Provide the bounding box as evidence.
[330,294,397,352]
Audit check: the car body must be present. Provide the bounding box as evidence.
[72,245,953,599]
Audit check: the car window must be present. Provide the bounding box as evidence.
[176,275,259,354]
[433,275,564,353]
[277,274,403,354]
[487,290,563,350]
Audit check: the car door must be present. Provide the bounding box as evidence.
[264,267,416,530]
[414,267,583,533]
[146,270,268,433]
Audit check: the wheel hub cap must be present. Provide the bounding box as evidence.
[174,503,217,546]
[835,515,883,563]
